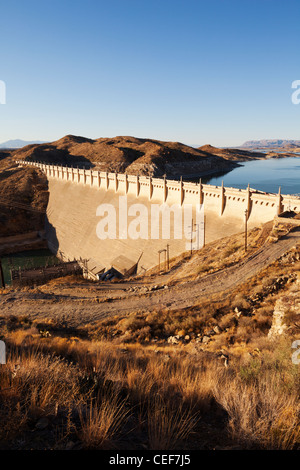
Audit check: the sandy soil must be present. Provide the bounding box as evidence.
[1,227,299,327]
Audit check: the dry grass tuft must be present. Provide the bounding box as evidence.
[78,392,129,449]
[147,394,198,450]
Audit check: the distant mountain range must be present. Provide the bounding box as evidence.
[2,138,300,151]
[240,139,300,149]
[0,139,46,149]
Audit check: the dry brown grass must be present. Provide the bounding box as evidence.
[78,392,129,449]
[0,329,300,450]
[214,371,300,449]
[1,245,300,450]
[147,394,198,450]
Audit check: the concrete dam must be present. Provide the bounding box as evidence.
[17,160,300,277]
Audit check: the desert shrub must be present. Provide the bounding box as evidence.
[233,293,251,310]
[147,394,198,450]
[78,392,129,449]
[117,315,146,334]
[213,370,300,449]
[218,314,236,331]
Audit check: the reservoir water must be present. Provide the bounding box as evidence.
[204,157,300,196]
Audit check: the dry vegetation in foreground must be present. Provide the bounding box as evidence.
[0,310,300,450]
[0,223,299,450]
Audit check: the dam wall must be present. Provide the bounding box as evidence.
[16,160,300,274]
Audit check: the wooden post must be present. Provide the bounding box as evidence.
[245,209,248,252]
[194,223,200,250]
[158,249,167,273]
[0,260,5,289]
[166,244,170,271]
[190,218,194,256]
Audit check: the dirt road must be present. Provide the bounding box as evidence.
[1,228,299,326]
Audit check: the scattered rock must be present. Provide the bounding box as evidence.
[213,326,222,334]
[167,335,180,345]
[162,354,171,362]
[234,307,242,317]
[220,354,229,367]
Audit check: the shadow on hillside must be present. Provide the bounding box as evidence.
[27,146,94,168]
[44,215,60,257]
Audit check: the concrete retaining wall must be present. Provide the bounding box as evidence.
[16,160,300,273]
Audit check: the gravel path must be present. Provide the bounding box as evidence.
[1,228,299,327]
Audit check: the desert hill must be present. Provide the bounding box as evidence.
[199,144,274,161]
[1,135,242,238]
[241,139,300,149]
[0,152,48,237]
[12,135,238,178]
[240,139,300,151]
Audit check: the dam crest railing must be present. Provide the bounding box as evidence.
[16,160,300,216]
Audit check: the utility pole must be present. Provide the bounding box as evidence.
[166,244,170,270]
[189,218,194,256]
[0,259,5,289]
[188,218,202,254]
[244,209,248,252]
[194,223,200,250]
[158,249,167,273]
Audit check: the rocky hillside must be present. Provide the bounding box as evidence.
[0,153,48,237]
[198,144,268,161]
[12,135,239,178]
[199,143,300,160]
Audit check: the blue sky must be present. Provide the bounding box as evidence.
[0,0,299,147]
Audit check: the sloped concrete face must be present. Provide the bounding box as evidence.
[17,161,300,274]
[44,179,253,274]
[45,178,202,273]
